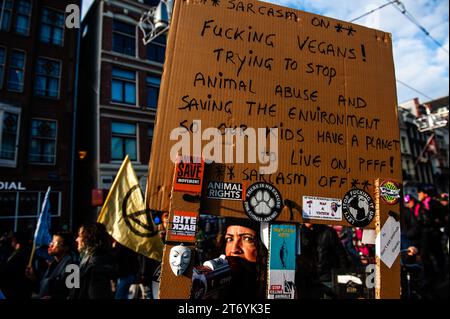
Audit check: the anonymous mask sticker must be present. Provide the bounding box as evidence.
[169,245,192,276]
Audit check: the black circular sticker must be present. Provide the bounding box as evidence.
[243,182,283,222]
[342,189,375,227]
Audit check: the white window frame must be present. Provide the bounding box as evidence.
[110,121,139,163]
[111,66,137,106]
[0,191,62,233]
[0,103,21,168]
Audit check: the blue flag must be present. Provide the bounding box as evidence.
[34,186,52,248]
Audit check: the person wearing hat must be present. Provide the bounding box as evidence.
[0,232,32,299]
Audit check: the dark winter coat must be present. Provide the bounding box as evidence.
[0,247,32,299]
[38,253,77,299]
[68,250,117,299]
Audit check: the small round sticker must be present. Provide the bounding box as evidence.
[243,182,283,222]
[379,180,401,205]
[342,189,375,227]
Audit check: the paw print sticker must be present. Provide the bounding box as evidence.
[250,190,275,215]
[244,183,283,222]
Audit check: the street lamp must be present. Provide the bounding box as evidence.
[413,106,449,165]
[413,107,449,133]
[138,0,173,45]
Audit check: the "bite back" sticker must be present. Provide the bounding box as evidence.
[167,211,198,243]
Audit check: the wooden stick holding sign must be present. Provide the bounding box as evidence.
[374,178,402,299]
[158,157,203,299]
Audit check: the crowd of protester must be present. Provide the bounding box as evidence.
[0,186,448,299]
[0,223,159,300]
[401,187,449,298]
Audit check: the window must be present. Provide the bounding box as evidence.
[34,57,61,98]
[400,136,408,154]
[0,47,5,88]
[40,7,64,46]
[148,126,154,141]
[14,0,32,35]
[0,192,15,217]
[0,191,61,221]
[112,20,135,56]
[0,0,13,31]
[111,67,136,105]
[146,75,160,108]
[0,105,20,167]
[146,34,166,63]
[111,122,137,161]
[17,192,38,216]
[29,119,57,164]
[7,50,25,92]
[148,125,154,154]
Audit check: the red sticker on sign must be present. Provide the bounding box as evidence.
[167,211,198,243]
[173,156,204,194]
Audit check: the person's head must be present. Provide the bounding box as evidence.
[161,212,169,230]
[331,202,338,212]
[440,193,449,206]
[11,231,29,250]
[75,223,111,255]
[404,194,416,208]
[224,221,258,263]
[221,218,268,298]
[417,187,429,201]
[159,212,169,241]
[48,231,73,258]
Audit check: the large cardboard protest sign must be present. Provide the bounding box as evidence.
[146,0,401,227]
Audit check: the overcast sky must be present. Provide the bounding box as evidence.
[82,0,449,104]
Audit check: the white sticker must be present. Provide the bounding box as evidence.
[361,229,376,245]
[302,196,342,221]
[268,270,296,299]
[375,216,401,269]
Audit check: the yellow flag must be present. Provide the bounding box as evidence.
[97,155,163,261]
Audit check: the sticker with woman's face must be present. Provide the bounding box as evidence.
[169,245,192,276]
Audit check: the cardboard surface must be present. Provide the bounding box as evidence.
[158,243,195,299]
[374,178,401,298]
[146,0,401,227]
